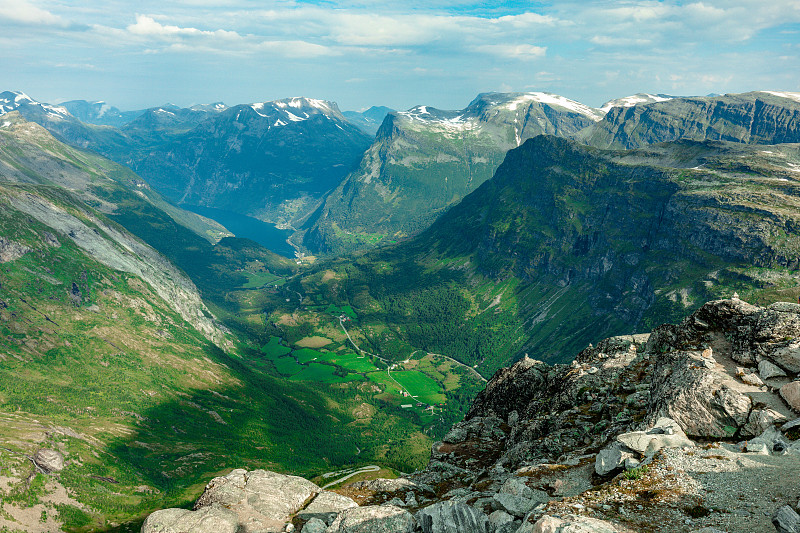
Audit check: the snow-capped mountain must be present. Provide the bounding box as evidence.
[599,93,676,113]
[303,92,604,255]
[125,97,373,226]
[0,91,72,120]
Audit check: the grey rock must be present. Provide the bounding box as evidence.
[783,418,800,432]
[141,504,239,533]
[33,449,65,473]
[325,505,415,533]
[616,417,694,455]
[193,469,320,532]
[742,409,787,438]
[0,236,31,263]
[740,372,764,387]
[530,513,621,532]
[760,360,788,380]
[415,500,490,533]
[349,478,421,493]
[624,457,641,470]
[303,518,328,533]
[488,510,514,529]
[492,491,548,519]
[594,444,630,476]
[298,491,358,523]
[773,505,800,533]
[405,492,417,507]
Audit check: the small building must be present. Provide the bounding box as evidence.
[401,404,413,409]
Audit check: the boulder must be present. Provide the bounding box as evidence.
[742,408,787,438]
[615,417,694,455]
[781,382,800,413]
[349,478,421,493]
[594,445,630,476]
[773,505,800,533]
[488,510,514,529]
[302,518,328,533]
[760,360,788,380]
[740,372,764,387]
[141,504,239,533]
[415,500,490,533]
[192,469,320,532]
[325,505,416,533]
[33,449,65,473]
[298,491,358,524]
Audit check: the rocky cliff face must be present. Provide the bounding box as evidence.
[303,92,603,255]
[582,91,800,149]
[141,298,800,532]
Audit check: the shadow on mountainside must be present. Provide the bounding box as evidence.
[91,349,363,532]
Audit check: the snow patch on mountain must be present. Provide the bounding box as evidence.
[600,93,674,113]
[506,92,603,121]
[762,91,800,103]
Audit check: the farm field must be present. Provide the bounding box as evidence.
[317,352,379,373]
[391,371,446,404]
[261,336,291,358]
[288,363,363,383]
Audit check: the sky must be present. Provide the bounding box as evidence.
[2,0,800,112]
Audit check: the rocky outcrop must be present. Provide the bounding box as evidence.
[32,449,65,473]
[141,298,800,533]
[0,236,30,262]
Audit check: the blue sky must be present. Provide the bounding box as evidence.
[2,0,799,112]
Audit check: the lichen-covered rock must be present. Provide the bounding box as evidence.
[773,504,800,533]
[298,491,358,523]
[529,513,622,532]
[302,517,328,533]
[141,504,239,533]
[192,469,320,532]
[415,500,490,533]
[325,505,415,533]
[0,236,31,263]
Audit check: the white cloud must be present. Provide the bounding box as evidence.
[476,44,546,60]
[0,0,64,25]
[127,14,240,40]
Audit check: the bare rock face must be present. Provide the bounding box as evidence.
[0,236,30,263]
[33,449,64,473]
[297,490,358,524]
[415,500,490,533]
[141,505,239,533]
[192,469,319,532]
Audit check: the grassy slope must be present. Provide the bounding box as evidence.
[293,136,800,375]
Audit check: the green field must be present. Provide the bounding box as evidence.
[292,348,325,364]
[273,356,304,376]
[261,336,291,359]
[391,371,446,404]
[324,304,358,319]
[288,363,363,383]
[242,271,281,289]
[317,352,379,373]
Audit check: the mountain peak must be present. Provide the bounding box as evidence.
[599,93,676,113]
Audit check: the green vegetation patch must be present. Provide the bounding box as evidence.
[391,371,446,404]
[273,356,304,376]
[292,348,325,364]
[316,352,379,373]
[288,363,363,383]
[260,336,291,359]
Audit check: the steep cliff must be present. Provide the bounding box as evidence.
[582,91,800,149]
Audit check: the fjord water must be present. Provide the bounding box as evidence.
[182,204,295,257]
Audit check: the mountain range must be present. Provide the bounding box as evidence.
[3,86,800,531]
